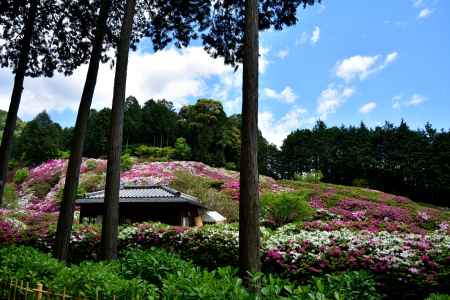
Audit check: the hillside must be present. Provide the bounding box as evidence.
[4,158,449,232]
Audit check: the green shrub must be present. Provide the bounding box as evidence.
[427,294,450,300]
[0,246,64,285]
[120,248,194,285]
[173,137,191,160]
[85,160,97,171]
[261,192,315,227]
[120,153,136,171]
[2,183,18,208]
[352,178,369,188]
[170,171,238,221]
[49,262,157,300]
[14,168,29,184]
[79,173,105,193]
[57,150,70,159]
[224,162,237,170]
[316,271,381,300]
[161,266,250,300]
[293,170,323,183]
[30,181,52,198]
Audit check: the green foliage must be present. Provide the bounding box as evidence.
[294,170,323,183]
[170,171,238,221]
[30,182,52,199]
[120,248,192,286]
[352,178,369,188]
[133,145,175,160]
[49,262,157,300]
[0,246,65,285]
[178,99,227,166]
[225,162,237,170]
[173,137,191,160]
[120,153,136,171]
[16,111,63,164]
[14,167,29,184]
[56,149,70,159]
[79,173,105,193]
[261,192,315,227]
[316,271,381,300]
[122,248,249,300]
[427,294,450,300]
[2,183,18,208]
[259,271,380,300]
[85,160,98,171]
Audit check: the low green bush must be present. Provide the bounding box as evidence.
[120,248,193,286]
[427,294,450,300]
[0,246,64,285]
[2,183,18,208]
[260,271,380,300]
[261,192,315,227]
[14,167,29,184]
[121,153,136,171]
[173,138,191,160]
[49,261,158,300]
[352,178,369,188]
[79,173,105,193]
[293,170,323,184]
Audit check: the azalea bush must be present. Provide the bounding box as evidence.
[261,192,315,228]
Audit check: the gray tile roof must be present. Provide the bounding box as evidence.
[76,185,205,208]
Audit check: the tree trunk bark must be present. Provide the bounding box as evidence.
[240,0,260,293]
[101,0,136,260]
[0,0,38,205]
[54,0,110,262]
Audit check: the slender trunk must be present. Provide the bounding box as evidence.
[239,0,260,293]
[54,0,110,262]
[0,0,38,205]
[101,0,136,260]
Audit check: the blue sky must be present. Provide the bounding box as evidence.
[0,0,449,147]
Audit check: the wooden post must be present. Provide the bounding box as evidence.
[35,283,43,300]
[12,279,17,300]
[24,282,29,300]
[194,215,203,227]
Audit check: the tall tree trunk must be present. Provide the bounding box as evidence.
[101,0,136,260]
[239,0,260,293]
[54,0,110,262]
[0,0,38,205]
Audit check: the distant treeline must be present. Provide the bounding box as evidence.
[3,99,449,207]
[274,121,450,207]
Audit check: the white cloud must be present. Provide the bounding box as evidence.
[296,26,321,46]
[317,85,354,120]
[259,107,307,147]
[0,46,238,118]
[263,86,297,103]
[335,52,398,82]
[392,95,402,109]
[276,48,289,59]
[296,32,310,46]
[418,8,432,19]
[311,26,320,44]
[405,94,427,106]
[359,101,377,114]
[391,93,427,109]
